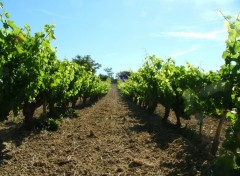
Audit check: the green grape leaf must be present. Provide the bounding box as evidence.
[229,29,237,41]
[16,33,26,43]
[234,42,240,53]
[4,12,10,18]
[16,45,23,53]
[3,22,8,29]
[24,24,30,32]
[227,111,237,124]
[7,20,18,30]
[222,51,230,59]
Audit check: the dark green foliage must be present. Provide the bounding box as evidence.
[116,71,131,80]
[72,55,101,74]
[36,116,62,132]
[104,67,114,79]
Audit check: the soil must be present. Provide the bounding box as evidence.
[0,84,229,175]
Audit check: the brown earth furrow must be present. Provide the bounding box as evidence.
[0,84,221,175]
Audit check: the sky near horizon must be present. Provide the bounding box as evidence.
[1,0,240,76]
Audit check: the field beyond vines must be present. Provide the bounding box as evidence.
[0,85,228,175]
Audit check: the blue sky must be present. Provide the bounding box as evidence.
[1,0,240,76]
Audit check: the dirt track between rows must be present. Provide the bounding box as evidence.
[0,84,222,175]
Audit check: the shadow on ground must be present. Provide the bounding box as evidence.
[0,121,33,164]
[120,95,215,175]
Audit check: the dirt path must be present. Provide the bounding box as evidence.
[0,85,214,175]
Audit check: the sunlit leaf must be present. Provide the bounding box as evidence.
[234,42,240,53]
[4,12,10,18]
[16,32,26,43]
[24,24,30,32]
[222,51,230,59]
